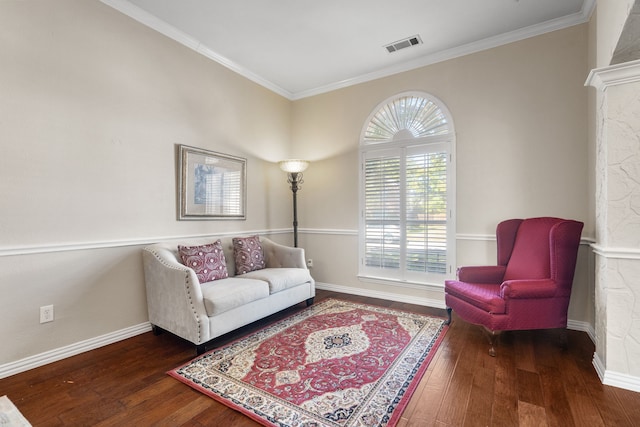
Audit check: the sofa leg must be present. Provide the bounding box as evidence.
[196,344,207,356]
[444,307,452,325]
[151,325,164,336]
[306,297,315,307]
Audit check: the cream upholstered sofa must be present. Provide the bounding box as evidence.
[142,235,315,354]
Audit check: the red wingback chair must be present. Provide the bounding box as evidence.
[444,217,583,356]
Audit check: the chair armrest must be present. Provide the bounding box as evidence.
[500,279,557,299]
[142,245,209,344]
[261,238,307,269]
[457,266,506,284]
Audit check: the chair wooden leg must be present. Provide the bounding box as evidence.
[559,328,569,350]
[484,328,501,357]
[444,307,452,325]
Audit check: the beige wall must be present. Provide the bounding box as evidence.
[0,0,293,367]
[293,25,592,316]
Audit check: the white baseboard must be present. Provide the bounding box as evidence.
[602,370,640,393]
[593,352,640,393]
[593,352,606,381]
[567,319,595,343]
[0,322,152,380]
[316,281,447,309]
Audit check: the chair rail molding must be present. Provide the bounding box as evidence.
[591,244,640,260]
[0,229,291,257]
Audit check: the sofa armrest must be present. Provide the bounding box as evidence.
[142,245,210,344]
[500,279,557,299]
[261,238,307,269]
[457,265,506,284]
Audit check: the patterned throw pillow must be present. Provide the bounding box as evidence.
[178,240,228,283]
[232,235,266,274]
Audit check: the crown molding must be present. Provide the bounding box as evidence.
[585,59,640,91]
[102,0,595,101]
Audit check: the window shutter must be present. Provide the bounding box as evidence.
[405,149,448,275]
[364,153,401,272]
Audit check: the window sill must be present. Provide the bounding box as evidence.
[357,275,445,291]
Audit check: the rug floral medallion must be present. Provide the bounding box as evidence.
[169,299,448,427]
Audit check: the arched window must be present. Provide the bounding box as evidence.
[359,92,456,285]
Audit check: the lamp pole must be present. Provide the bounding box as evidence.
[279,159,309,248]
[289,172,301,247]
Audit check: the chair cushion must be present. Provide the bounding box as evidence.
[240,268,312,294]
[233,235,266,274]
[444,280,506,314]
[177,240,228,283]
[200,277,269,316]
[503,218,554,281]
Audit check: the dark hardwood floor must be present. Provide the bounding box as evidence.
[2,290,639,426]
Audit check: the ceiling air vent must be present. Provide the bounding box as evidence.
[384,35,422,53]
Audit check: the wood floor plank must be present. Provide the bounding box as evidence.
[614,388,640,425]
[566,391,606,427]
[1,290,639,426]
[517,400,548,427]
[568,357,633,426]
[462,364,495,427]
[537,365,576,427]
[483,327,519,426]
[516,369,545,407]
[514,331,537,373]
[434,319,477,426]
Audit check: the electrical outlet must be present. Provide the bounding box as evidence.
[40,305,54,323]
[306,259,313,268]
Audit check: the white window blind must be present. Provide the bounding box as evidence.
[204,170,241,215]
[405,146,448,277]
[364,153,401,272]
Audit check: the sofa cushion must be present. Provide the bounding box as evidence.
[177,240,228,283]
[232,235,266,274]
[200,277,269,316]
[240,268,312,294]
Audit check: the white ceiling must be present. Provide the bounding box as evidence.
[102,0,594,100]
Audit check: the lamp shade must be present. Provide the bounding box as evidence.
[279,159,309,173]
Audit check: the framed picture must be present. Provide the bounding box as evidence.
[178,145,246,220]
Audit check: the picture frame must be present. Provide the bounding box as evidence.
[178,144,246,220]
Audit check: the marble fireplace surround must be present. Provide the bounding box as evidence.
[586,58,640,393]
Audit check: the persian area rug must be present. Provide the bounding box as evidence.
[169,299,448,427]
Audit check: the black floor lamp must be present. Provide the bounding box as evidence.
[279,159,309,248]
